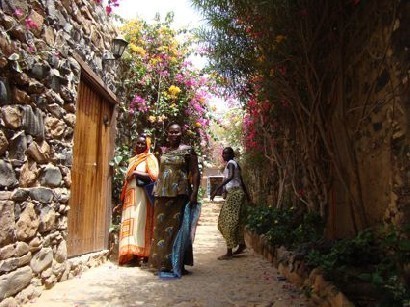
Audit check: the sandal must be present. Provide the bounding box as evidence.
[233,244,246,255]
[217,254,233,260]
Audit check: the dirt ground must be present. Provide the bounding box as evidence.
[27,199,308,307]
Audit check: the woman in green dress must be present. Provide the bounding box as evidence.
[148,123,201,277]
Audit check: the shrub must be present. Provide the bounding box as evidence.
[246,205,324,249]
[306,226,410,306]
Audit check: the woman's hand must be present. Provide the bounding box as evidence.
[210,187,220,201]
[112,204,122,213]
[189,194,198,206]
[134,171,151,182]
[127,170,145,181]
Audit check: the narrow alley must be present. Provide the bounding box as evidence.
[27,199,308,307]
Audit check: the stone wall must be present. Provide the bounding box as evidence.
[0,0,119,305]
[329,0,409,237]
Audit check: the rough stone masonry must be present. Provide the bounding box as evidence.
[0,0,120,305]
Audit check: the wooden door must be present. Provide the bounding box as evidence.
[67,78,113,257]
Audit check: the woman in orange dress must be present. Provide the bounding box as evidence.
[116,134,159,266]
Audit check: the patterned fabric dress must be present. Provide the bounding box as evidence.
[118,153,159,265]
[149,148,195,272]
[218,160,246,249]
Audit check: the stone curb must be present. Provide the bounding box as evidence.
[244,228,355,307]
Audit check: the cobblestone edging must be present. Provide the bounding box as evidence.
[63,250,108,280]
[244,229,354,307]
[0,250,108,307]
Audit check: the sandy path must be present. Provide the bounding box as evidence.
[27,199,308,307]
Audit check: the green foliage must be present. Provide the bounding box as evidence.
[209,107,244,148]
[246,205,410,305]
[246,205,324,249]
[293,212,326,247]
[246,205,279,235]
[306,226,410,306]
[110,144,131,203]
[198,186,206,200]
[307,230,380,278]
[243,151,268,169]
[192,0,258,95]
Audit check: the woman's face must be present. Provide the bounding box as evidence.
[135,137,147,154]
[222,149,232,162]
[167,124,182,146]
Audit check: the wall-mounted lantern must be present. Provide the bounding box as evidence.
[111,36,129,59]
[102,35,129,62]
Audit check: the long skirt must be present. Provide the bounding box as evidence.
[148,195,193,271]
[118,179,154,265]
[218,187,246,249]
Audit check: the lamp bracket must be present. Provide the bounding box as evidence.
[102,50,115,62]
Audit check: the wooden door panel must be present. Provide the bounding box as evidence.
[68,79,112,257]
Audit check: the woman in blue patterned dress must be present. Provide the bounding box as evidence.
[148,123,201,277]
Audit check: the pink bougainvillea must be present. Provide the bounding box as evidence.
[25,18,38,29]
[93,0,120,15]
[241,81,274,151]
[119,17,218,154]
[130,95,149,113]
[13,8,23,17]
